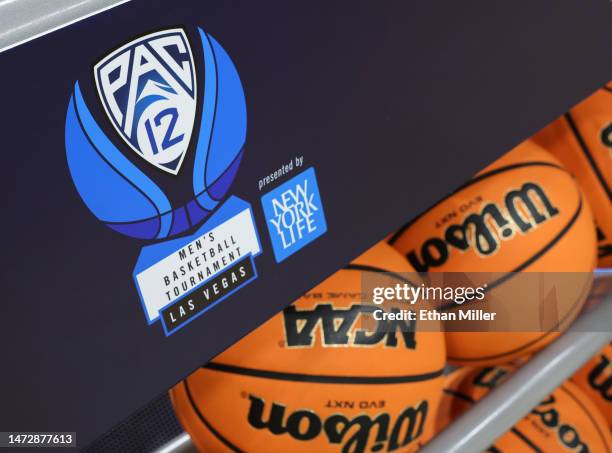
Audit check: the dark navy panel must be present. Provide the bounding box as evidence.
[0,0,610,447]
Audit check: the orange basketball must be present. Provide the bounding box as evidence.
[434,367,475,433]
[170,242,446,452]
[571,342,611,428]
[389,140,597,365]
[436,365,612,452]
[435,364,514,431]
[533,82,612,268]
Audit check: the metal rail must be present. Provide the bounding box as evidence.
[0,0,128,54]
[153,288,611,453]
[153,432,197,453]
[0,2,609,451]
[421,290,612,453]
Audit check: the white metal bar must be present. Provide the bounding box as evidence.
[152,432,197,453]
[421,291,612,453]
[0,0,129,54]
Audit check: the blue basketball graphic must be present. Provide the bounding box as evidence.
[65,27,246,240]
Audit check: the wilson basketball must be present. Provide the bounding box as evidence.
[571,343,611,428]
[389,140,597,365]
[170,242,446,452]
[439,366,612,453]
[533,83,612,267]
[436,365,612,451]
[435,364,515,432]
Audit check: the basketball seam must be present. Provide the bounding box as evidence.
[509,428,543,453]
[564,113,612,201]
[202,362,445,384]
[447,249,590,362]
[439,190,585,315]
[560,385,611,452]
[388,161,568,245]
[72,94,163,238]
[442,389,475,403]
[444,388,543,452]
[184,379,244,453]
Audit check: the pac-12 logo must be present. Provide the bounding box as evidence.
[94,29,196,175]
[65,26,261,336]
[66,26,247,240]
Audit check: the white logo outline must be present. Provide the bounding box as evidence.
[93,28,197,175]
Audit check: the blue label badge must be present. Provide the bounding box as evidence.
[133,196,262,336]
[261,167,327,262]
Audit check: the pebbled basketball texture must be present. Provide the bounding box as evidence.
[571,342,611,429]
[389,140,597,365]
[436,365,612,452]
[533,82,612,268]
[434,367,475,434]
[170,242,446,452]
[65,28,246,240]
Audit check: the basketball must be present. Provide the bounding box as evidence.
[65,27,246,240]
[170,242,446,452]
[436,365,612,451]
[435,364,514,430]
[571,342,611,428]
[389,140,597,365]
[533,82,612,268]
[434,367,475,433]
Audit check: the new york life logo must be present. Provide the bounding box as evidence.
[261,168,327,262]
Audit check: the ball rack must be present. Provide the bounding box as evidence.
[148,276,612,453]
[422,275,612,453]
[0,1,610,451]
